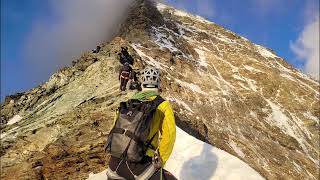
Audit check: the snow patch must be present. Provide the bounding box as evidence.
[209,73,233,95]
[166,127,264,180]
[296,70,319,85]
[243,65,263,73]
[175,22,200,36]
[264,99,316,160]
[303,112,319,123]
[247,80,258,91]
[250,111,258,119]
[215,35,233,44]
[0,132,7,139]
[1,126,19,140]
[232,74,246,82]
[238,82,251,90]
[274,61,291,73]
[131,44,168,70]
[294,77,320,95]
[266,100,297,138]
[169,97,194,113]
[152,26,180,53]
[156,2,213,24]
[229,140,245,158]
[233,74,260,91]
[174,9,192,18]
[241,36,250,42]
[175,79,206,95]
[255,45,277,59]
[281,73,319,95]
[194,48,208,67]
[280,73,297,82]
[156,2,167,12]
[293,161,302,172]
[7,115,23,125]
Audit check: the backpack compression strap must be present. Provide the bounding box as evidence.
[110,128,144,146]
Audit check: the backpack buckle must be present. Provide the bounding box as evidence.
[127,111,133,116]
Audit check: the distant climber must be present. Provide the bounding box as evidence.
[118,46,134,65]
[92,46,101,53]
[105,66,177,180]
[119,62,132,91]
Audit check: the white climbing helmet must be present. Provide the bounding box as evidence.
[140,66,160,88]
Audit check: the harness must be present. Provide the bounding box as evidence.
[120,71,130,79]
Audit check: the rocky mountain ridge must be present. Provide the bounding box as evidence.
[1,1,319,179]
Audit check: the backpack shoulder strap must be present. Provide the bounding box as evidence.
[144,96,165,148]
[152,95,165,109]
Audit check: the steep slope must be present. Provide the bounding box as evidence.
[118,1,319,179]
[0,40,130,179]
[1,1,319,179]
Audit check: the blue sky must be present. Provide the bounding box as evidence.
[1,0,319,101]
[1,1,52,100]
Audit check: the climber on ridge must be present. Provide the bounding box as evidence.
[118,46,134,65]
[92,45,101,53]
[119,62,132,91]
[105,66,177,180]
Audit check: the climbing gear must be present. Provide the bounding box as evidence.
[140,66,160,88]
[105,96,164,162]
[120,71,130,79]
[136,163,158,180]
[120,63,131,80]
[106,167,126,180]
[152,150,162,169]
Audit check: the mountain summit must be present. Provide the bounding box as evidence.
[1,1,319,179]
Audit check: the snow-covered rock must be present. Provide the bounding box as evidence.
[7,115,22,125]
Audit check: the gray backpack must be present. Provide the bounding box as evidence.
[105,96,164,162]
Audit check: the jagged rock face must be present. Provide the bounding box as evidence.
[0,41,129,179]
[1,1,319,179]
[120,2,319,179]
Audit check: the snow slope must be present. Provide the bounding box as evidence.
[87,127,264,180]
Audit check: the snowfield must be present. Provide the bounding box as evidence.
[88,127,264,180]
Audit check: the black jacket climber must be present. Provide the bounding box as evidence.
[119,63,132,91]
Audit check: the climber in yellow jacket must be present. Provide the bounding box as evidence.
[106,66,177,180]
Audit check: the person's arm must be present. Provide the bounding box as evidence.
[119,67,122,80]
[113,110,119,126]
[158,101,176,166]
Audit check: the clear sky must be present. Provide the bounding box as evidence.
[1,1,51,100]
[1,0,319,101]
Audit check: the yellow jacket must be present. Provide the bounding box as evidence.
[113,95,176,166]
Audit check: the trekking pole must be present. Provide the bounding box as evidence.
[160,167,163,180]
